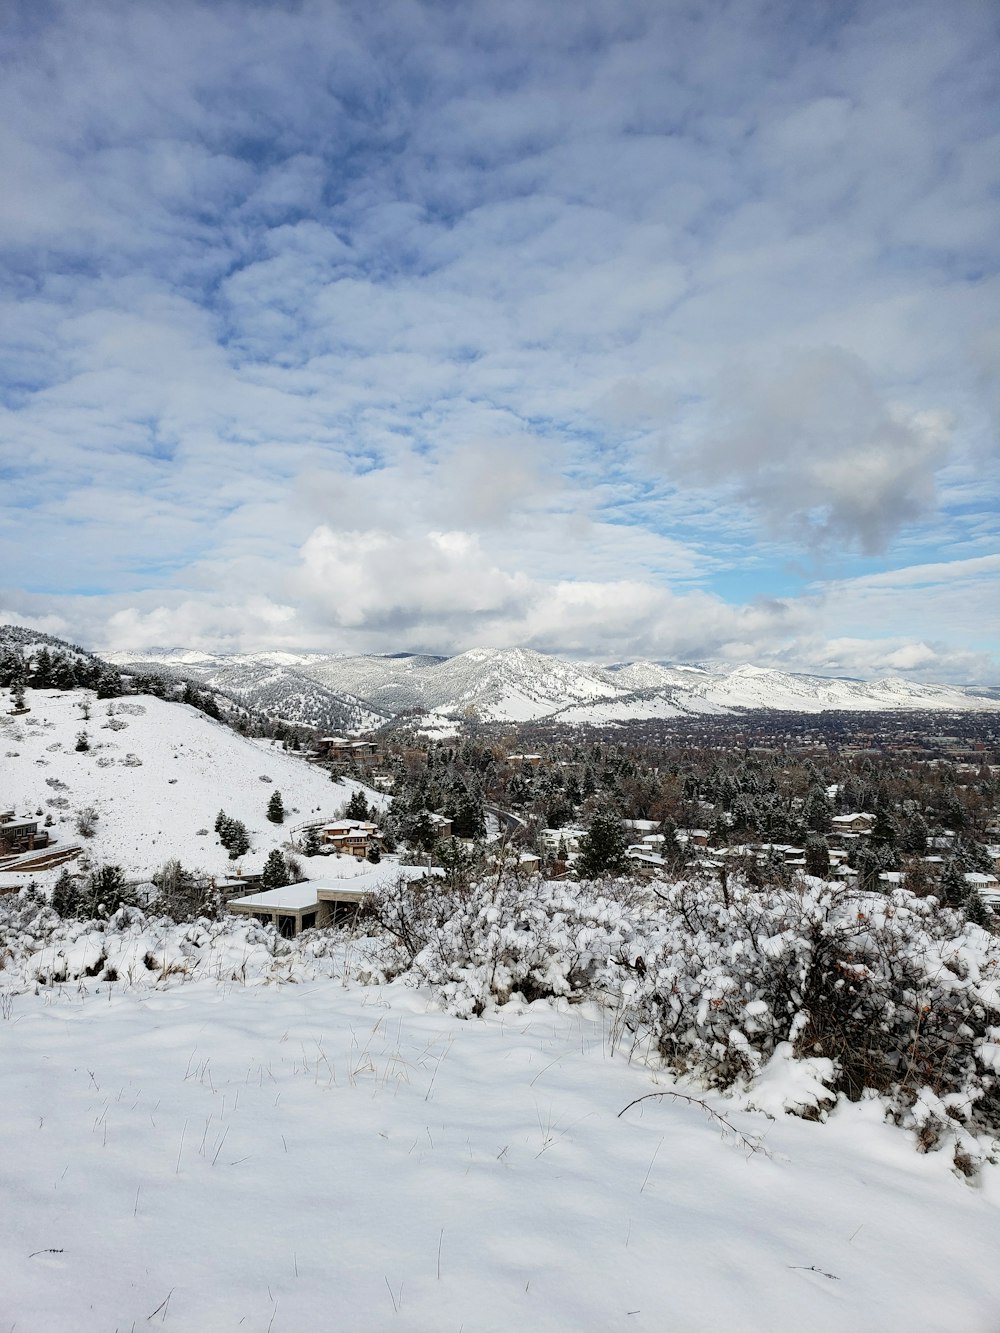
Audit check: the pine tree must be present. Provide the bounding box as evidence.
[854,846,882,893]
[79,864,134,918]
[261,848,290,889]
[51,869,78,918]
[267,789,285,824]
[804,833,830,878]
[578,807,629,879]
[965,890,992,930]
[75,730,90,752]
[345,789,369,821]
[32,648,53,688]
[224,820,251,860]
[941,858,969,908]
[303,825,321,856]
[870,799,897,850]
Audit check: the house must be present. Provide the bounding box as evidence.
[676,828,710,848]
[227,867,442,937]
[426,812,453,840]
[626,849,667,877]
[831,813,874,834]
[541,827,584,854]
[317,819,381,859]
[0,816,50,855]
[227,880,370,937]
[507,754,543,768]
[226,882,328,936]
[315,737,379,762]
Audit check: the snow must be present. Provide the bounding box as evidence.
[0,689,379,885]
[106,647,1000,724]
[229,883,322,910]
[2,968,1000,1332]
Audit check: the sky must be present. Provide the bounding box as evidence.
[1,0,998,680]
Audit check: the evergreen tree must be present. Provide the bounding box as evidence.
[266,789,285,824]
[78,865,134,918]
[870,799,897,850]
[224,819,251,860]
[804,833,830,878]
[53,656,78,690]
[303,825,321,856]
[405,810,437,854]
[940,858,969,908]
[578,807,629,879]
[261,848,290,889]
[854,846,882,893]
[200,692,221,720]
[802,785,832,833]
[452,787,486,839]
[899,812,929,855]
[965,890,992,930]
[345,789,369,821]
[75,730,90,752]
[11,679,26,710]
[51,869,78,918]
[32,648,53,688]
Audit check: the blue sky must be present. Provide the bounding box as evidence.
[1,0,998,678]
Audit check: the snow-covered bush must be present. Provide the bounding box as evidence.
[0,887,306,988]
[363,872,1000,1167]
[626,882,1000,1147]
[365,873,646,1017]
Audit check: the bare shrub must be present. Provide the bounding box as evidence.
[75,805,99,837]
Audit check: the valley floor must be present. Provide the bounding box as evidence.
[3,972,1000,1332]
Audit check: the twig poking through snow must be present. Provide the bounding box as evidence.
[640,1137,663,1193]
[146,1287,174,1321]
[618,1090,767,1156]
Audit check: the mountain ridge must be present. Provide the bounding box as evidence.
[103,642,1000,724]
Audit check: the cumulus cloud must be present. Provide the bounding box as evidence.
[666,348,953,554]
[0,0,997,677]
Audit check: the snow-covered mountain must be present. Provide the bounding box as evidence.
[90,642,1000,724]
[106,650,388,734]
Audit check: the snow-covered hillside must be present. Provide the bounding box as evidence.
[304,651,449,714]
[107,650,388,734]
[0,690,377,883]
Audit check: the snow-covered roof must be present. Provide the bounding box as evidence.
[229,884,322,911]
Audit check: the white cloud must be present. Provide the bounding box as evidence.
[0,0,997,677]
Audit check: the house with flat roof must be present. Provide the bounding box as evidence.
[227,866,441,937]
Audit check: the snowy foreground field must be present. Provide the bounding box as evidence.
[4,964,1000,1332]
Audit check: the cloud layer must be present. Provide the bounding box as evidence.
[1,0,998,679]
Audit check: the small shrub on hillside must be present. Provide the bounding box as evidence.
[75,805,99,837]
